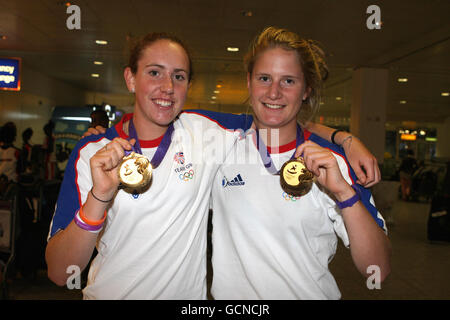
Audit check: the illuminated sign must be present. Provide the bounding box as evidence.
[401,134,416,141]
[0,57,21,91]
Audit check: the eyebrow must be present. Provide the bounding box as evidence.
[145,64,188,73]
[254,72,302,79]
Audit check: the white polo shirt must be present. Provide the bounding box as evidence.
[48,110,247,300]
[210,126,387,300]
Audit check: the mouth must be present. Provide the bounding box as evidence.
[262,102,285,110]
[153,98,174,108]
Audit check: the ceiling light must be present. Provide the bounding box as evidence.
[336,97,342,101]
[61,116,91,122]
[227,47,239,52]
[398,78,408,82]
[420,130,426,136]
[94,61,103,65]
[216,84,222,88]
[399,100,407,104]
[214,90,220,94]
[95,40,108,45]
[441,92,449,96]
[91,73,100,78]
[211,96,217,100]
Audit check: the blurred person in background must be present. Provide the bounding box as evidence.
[0,122,20,185]
[42,121,57,180]
[399,149,418,201]
[90,110,110,129]
[18,127,33,175]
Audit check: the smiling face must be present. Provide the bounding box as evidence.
[124,39,190,136]
[248,47,310,132]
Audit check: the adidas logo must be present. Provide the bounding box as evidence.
[222,174,245,187]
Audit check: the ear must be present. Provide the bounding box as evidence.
[124,67,135,93]
[303,86,312,101]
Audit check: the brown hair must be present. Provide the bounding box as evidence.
[127,32,193,82]
[244,27,329,124]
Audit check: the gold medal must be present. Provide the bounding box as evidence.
[118,152,152,193]
[280,157,314,197]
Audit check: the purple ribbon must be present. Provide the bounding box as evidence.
[255,124,304,175]
[127,117,174,169]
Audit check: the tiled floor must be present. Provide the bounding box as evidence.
[2,198,449,300]
[331,200,450,300]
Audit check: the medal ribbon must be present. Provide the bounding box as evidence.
[127,117,174,169]
[255,124,304,175]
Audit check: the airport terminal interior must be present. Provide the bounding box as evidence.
[1,1,449,300]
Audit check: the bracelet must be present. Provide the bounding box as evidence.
[91,188,114,203]
[331,129,344,145]
[79,205,107,226]
[336,184,361,210]
[74,210,103,233]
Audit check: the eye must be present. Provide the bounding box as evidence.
[148,70,159,77]
[284,78,295,85]
[174,74,186,81]
[257,75,270,82]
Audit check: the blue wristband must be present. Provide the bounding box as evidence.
[336,184,361,209]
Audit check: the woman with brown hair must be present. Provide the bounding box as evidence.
[45,32,250,299]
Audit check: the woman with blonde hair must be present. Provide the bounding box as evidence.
[209,27,391,299]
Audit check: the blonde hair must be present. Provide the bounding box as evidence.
[244,27,329,124]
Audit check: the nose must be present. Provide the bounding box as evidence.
[161,74,174,94]
[267,82,281,100]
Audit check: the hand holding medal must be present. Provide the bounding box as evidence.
[280,157,315,196]
[90,137,136,201]
[117,117,174,194]
[255,124,316,197]
[293,140,355,200]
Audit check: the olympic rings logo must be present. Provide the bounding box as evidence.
[179,169,194,181]
[282,192,301,201]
